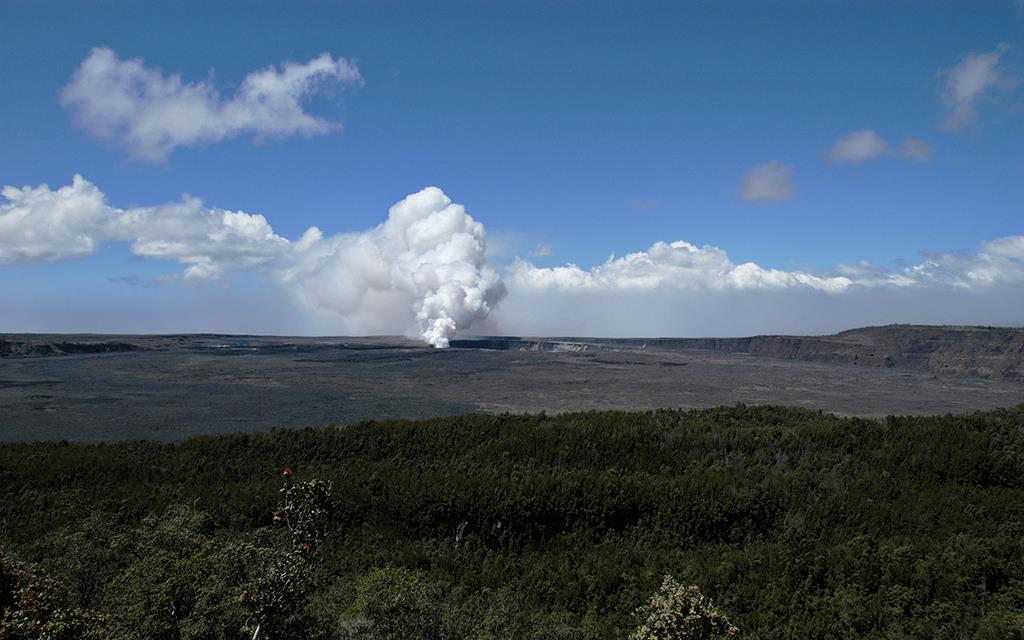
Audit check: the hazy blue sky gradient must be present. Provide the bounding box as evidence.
[1,1,1022,336]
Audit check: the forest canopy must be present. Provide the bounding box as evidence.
[2,404,1023,638]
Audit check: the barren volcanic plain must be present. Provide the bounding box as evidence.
[1,325,1022,442]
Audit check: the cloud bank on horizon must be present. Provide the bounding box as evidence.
[2,175,1022,343]
[60,47,362,162]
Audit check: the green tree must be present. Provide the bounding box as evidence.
[102,504,237,640]
[351,567,446,640]
[241,474,334,640]
[0,550,105,640]
[277,477,334,554]
[628,576,738,640]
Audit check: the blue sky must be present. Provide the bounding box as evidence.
[1,1,1022,340]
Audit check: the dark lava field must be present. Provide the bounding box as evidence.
[1,326,1022,442]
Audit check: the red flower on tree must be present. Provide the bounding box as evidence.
[281,466,294,478]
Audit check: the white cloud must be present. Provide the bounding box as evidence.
[125,200,292,280]
[899,138,933,163]
[827,129,888,163]
[834,243,1024,290]
[826,129,931,163]
[739,161,794,203]
[3,176,1023,341]
[528,243,552,258]
[496,236,1024,337]
[0,176,291,278]
[507,241,853,295]
[505,233,1024,299]
[983,235,1024,258]
[0,176,503,348]
[903,240,1024,288]
[60,47,362,161]
[0,175,117,262]
[939,45,1010,131]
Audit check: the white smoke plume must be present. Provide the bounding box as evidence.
[287,187,506,347]
[0,176,504,347]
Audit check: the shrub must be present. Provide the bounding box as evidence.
[629,576,738,640]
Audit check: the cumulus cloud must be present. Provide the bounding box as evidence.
[505,234,1024,298]
[939,45,1010,131]
[60,47,362,161]
[739,161,794,203]
[130,201,292,280]
[0,177,503,347]
[983,235,1024,258]
[496,236,1024,337]
[507,241,852,294]
[835,238,1024,290]
[3,176,1023,340]
[0,176,291,279]
[0,175,117,262]
[826,129,932,163]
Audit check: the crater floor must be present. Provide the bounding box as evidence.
[1,335,1020,442]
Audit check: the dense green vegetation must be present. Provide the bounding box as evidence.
[2,404,1024,638]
